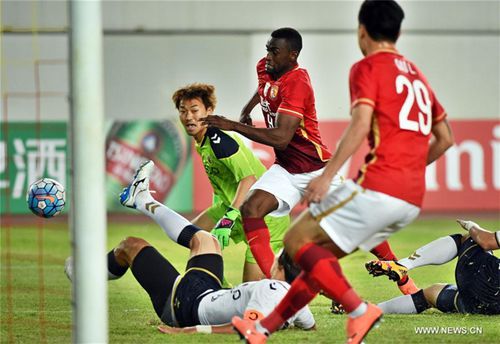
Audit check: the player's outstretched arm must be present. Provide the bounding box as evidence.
[202,113,301,150]
[457,219,500,251]
[240,89,260,126]
[302,104,372,204]
[427,119,454,165]
[233,111,301,149]
[158,323,235,335]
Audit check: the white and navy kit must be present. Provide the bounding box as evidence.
[134,246,314,328]
[437,235,500,315]
[197,279,315,329]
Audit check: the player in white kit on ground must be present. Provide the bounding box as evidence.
[64,160,315,334]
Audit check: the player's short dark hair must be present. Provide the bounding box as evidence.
[172,83,217,110]
[358,0,405,43]
[271,27,303,53]
[278,250,301,284]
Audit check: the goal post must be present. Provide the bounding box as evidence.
[68,0,108,342]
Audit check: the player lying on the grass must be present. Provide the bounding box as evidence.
[172,83,290,282]
[367,220,500,315]
[64,160,315,334]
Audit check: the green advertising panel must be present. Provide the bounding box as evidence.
[105,120,191,212]
[0,121,192,215]
[0,122,68,215]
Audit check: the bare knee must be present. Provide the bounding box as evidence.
[240,199,261,218]
[189,231,221,256]
[423,283,447,307]
[240,191,278,218]
[114,237,151,266]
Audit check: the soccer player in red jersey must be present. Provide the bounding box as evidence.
[232,1,454,343]
[204,27,418,296]
[203,28,343,278]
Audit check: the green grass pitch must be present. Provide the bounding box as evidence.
[1,217,499,343]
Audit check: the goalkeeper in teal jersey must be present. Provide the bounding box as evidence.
[172,83,290,281]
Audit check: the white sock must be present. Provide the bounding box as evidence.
[64,257,74,281]
[135,191,192,242]
[255,321,270,336]
[398,236,458,270]
[348,302,368,318]
[65,256,122,282]
[378,295,417,314]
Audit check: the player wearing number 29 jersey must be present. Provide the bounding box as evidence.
[350,51,447,206]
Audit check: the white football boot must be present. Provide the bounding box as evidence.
[119,160,155,209]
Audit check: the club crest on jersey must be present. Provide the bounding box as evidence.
[270,85,279,99]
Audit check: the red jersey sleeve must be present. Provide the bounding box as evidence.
[349,61,377,110]
[430,90,447,125]
[277,74,309,119]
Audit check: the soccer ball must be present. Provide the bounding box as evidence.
[26,178,66,218]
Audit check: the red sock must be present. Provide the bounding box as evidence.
[371,241,409,284]
[260,243,364,334]
[296,243,363,313]
[260,271,318,333]
[370,241,398,260]
[243,217,274,278]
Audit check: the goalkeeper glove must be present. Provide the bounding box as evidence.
[212,206,240,249]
